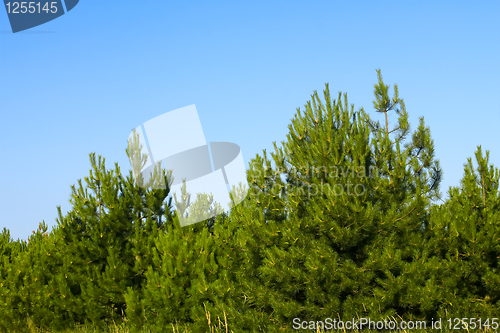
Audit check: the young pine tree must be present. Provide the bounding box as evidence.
[52,139,173,327]
[224,71,443,329]
[427,146,500,318]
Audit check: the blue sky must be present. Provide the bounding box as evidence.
[1,0,499,241]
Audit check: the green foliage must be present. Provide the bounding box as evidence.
[0,71,498,332]
[51,149,177,328]
[125,216,217,330]
[220,73,445,330]
[0,141,175,330]
[427,146,500,318]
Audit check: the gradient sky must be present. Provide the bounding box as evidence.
[1,0,499,241]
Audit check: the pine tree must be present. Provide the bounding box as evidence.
[0,222,75,331]
[427,146,500,318]
[124,202,228,331]
[123,130,227,331]
[223,71,443,329]
[51,131,174,327]
[0,227,29,330]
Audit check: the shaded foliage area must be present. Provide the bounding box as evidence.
[0,72,498,332]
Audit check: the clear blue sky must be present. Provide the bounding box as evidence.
[1,0,499,241]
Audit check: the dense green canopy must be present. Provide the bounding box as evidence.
[0,72,498,332]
